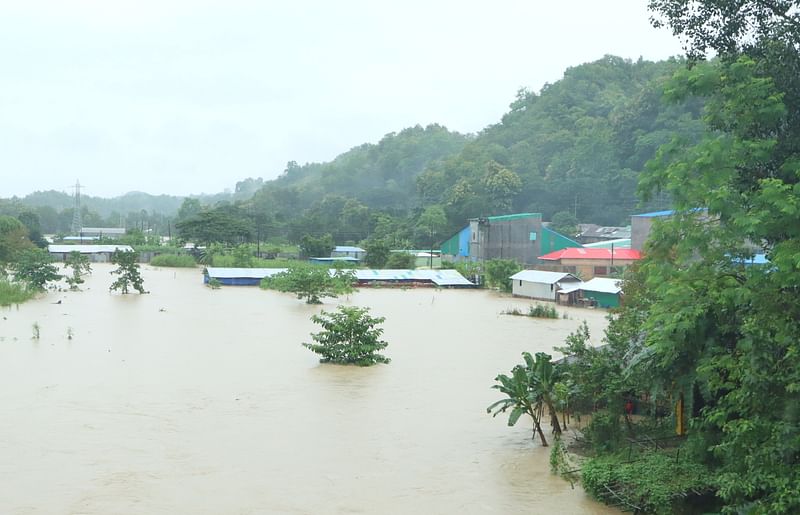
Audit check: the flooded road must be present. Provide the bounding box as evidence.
[0,264,618,514]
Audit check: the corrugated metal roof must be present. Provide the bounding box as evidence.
[583,238,632,249]
[580,277,623,294]
[538,248,642,261]
[80,227,126,234]
[334,246,365,253]
[485,212,541,222]
[205,267,474,286]
[632,210,675,217]
[48,245,134,254]
[559,278,622,295]
[205,267,288,279]
[510,270,580,284]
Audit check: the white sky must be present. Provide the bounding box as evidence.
[0,0,683,198]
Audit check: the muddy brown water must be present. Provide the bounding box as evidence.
[0,264,619,514]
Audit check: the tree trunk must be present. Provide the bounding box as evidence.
[534,420,549,447]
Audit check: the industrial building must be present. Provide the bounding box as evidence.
[440,213,581,265]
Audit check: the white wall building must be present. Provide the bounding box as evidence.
[510,270,581,301]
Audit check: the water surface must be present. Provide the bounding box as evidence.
[0,264,618,514]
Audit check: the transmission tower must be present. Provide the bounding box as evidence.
[71,180,83,235]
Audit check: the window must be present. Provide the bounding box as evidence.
[594,266,608,276]
[519,280,522,286]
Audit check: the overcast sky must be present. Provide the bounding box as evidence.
[1,0,684,198]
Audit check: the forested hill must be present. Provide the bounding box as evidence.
[245,55,705,237]
[256,124,470,211]
[2,55,705,240]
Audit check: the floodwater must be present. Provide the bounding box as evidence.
[0,264,618,515]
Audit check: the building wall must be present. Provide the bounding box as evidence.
[440,226,471,260]
[631,216,655,251]
[540,227,582,255]
[559,258,637,280]
[51,252,114,263]
[582,290,620,308]
[471,215,543,265]
[512,280,559,301]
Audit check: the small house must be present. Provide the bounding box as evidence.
[559,277,623,308]
[509,270,581,301]
[331,246,365,260]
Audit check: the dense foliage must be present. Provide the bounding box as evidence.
[65,251,92,290]
[149,254,197,268]
[260,264,355,304]
[11,248,61,291]
[109,250,146,294]
[303,306,390,366]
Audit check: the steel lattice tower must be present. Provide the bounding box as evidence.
[71,180,83,235]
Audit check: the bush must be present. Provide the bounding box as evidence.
[484,259,521,292]
[528,304,559,318]
[385,252,415,269]
[584,410,623,453]
[212,255,299,268]
[150,254,197,267]
[581,452,714,514]
[502,304,560,319]
[0,278,34,306]
[261,264,355,304]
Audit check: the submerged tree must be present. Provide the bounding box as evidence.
[11,248,61,291]
[65,251,92,291]
[109,250,146,294]
[261,264,354,304]
[303,306,390,366]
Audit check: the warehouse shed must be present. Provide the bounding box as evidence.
[204,268,475,288]
[48,244,134,263]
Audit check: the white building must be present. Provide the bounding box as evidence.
[509,270,581,301]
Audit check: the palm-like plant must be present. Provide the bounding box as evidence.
[487,361,549,446]
[524,351,563,437]
[487,351,566,446]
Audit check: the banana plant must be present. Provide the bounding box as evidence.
[487,362,549,446]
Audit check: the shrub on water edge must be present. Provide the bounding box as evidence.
[501,304,560,319]
[528,304,559,319]
[581,451,714,514]
[0,278,34,306]
[150,254,197,268]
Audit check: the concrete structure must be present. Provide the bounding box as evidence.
[469,213,543,264]
[48,244,134,262]
[204,267,475,288]
[441,213,581,265]
[538,247,641,279]
[630,210,678,250]
[331,246,365,260]
[509,270,581,301]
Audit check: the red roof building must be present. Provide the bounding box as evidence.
[538,247,641,279]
